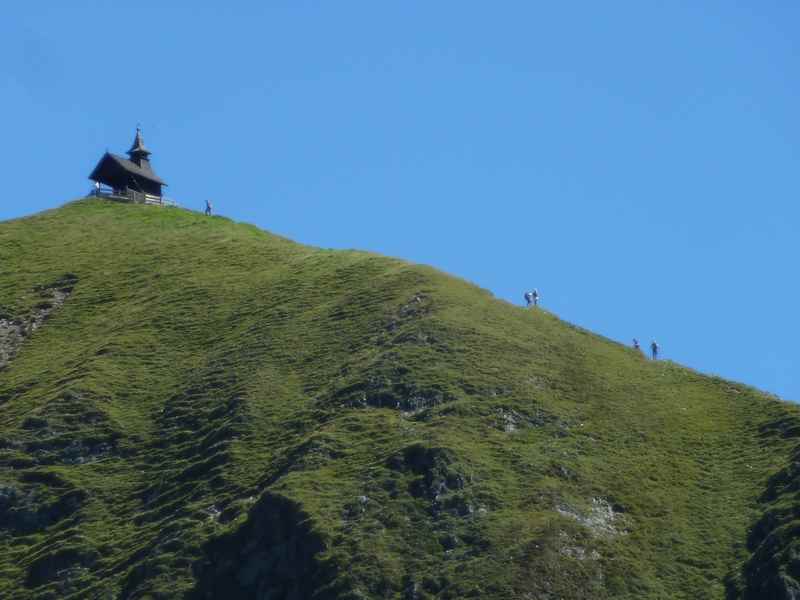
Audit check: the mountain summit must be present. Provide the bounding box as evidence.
[1,199,798,599]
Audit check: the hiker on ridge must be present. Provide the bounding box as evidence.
[524,291,533,307]
[531,289,540,307]
[633,338,641,352]
[650,340,659,360]
[204,199,213,216]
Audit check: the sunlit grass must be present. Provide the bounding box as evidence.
[0,198,797,598]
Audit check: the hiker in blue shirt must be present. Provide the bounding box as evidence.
[204,200,213,216]
[524,290,539,307]
[650,340,659,360]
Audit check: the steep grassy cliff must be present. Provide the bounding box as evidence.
[0,199,798,599]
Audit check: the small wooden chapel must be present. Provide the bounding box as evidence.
[88,128,168,204]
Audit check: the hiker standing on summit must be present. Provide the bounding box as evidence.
[524,290,539,307]
[204,199,213,216]
[651,340,659,360]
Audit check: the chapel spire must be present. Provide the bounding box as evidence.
[127,126,152,169]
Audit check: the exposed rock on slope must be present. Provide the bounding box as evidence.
[0,274,76,370]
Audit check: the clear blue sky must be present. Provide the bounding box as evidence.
[1,2,797,400]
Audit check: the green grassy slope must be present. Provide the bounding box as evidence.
[0,199,798,600]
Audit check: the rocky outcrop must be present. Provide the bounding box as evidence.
[0,274,77,370]
[188,492,336,600]
[0,470,86,536]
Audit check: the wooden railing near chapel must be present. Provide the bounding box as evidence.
[91,187,179,207]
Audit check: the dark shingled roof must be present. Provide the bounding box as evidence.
[88,152,167,186]
[110,154,167,185]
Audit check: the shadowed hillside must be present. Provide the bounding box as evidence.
[0,199,798,599]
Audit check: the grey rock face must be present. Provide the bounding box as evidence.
[0,274,76,370]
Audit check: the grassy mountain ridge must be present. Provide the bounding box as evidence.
[0,198,798,599]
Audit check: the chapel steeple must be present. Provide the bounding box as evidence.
[127,126,152,170]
